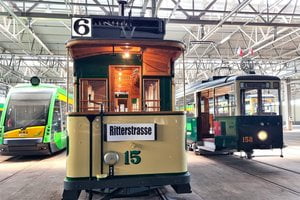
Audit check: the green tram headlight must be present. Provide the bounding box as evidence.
[103,151,120,165]
[257,130,268,141]
[30,76,40,86]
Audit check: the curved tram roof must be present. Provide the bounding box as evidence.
[66,39,185,60]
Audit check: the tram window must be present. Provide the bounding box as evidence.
[61,101,67,130]
[52,100,62,132]
[214,84,236,116]
[185,93,195,117]
[215,95,228,116]
[110,66,141,112]
[242,89,258,115]
[80,79,107,112]
[143,79,160,111]
[241,88,280,116]
[262,89,280,115]
[4,92,51,131]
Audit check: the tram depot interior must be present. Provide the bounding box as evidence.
[1,1,300,200]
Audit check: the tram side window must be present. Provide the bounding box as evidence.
[80,79,107,112]
[143,79,160,111]
[214,84,236,116]
[52,100,62,133]
[61,101,67,131]
[185,93,195,117]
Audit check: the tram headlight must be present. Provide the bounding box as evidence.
[30,76,40,86]
[257,130,268,141]
[103,151,120,165]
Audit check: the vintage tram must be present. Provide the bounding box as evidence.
[62,16,191,199]
[176,75,284,159]
[0,77,73,155]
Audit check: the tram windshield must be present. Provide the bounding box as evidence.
[241,89,280,116]
[4,91,52,131]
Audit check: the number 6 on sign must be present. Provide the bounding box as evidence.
[71,18,91,37]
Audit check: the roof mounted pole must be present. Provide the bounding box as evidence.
[183,50,186,111]
[118,0,128,16]
[66,48,70,112]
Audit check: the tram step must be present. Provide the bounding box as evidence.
[198,140,216,152]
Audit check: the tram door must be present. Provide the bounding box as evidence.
[109,66,141,112]
[198,89,214,138]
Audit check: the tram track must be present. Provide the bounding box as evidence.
[0,154,61,184]
[0,156,44,184]
[251,159,300,176]
[0,155,19,163]
[225,162,300,196]
[216,155,300,197]
[155,188,170,200]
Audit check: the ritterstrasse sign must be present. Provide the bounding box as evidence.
[105,124,156,141]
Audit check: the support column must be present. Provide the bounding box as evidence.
[283,79,293,130]
[151,0,156,17]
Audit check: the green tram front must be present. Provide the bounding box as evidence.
[177,75,284,158]
[63,22,191,199]
[0,82,73,155]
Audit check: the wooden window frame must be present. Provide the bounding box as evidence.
[79,78,108,112]
[143,78,160,111]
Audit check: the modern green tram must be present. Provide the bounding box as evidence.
[176,75,284,158]
[0,78,73,155]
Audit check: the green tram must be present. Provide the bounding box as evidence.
[176,75,284,158]
[62,15,191,199]
[0,77,73,155]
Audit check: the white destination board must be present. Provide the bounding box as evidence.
[71,18,92,37]
[106,123,156,141]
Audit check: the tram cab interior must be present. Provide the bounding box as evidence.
[77,51,169,113]
[80,64,161,113]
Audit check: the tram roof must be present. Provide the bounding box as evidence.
[14,83,61,89]
[11,84,73,98]
[176,75,280,98]
[66,39,185,60]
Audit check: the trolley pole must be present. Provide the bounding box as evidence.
[66,48,69,113]
[183,51,186,111]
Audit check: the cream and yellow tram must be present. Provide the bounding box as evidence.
[62,16,191,199]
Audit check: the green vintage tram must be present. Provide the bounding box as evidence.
[176,75,284,158]
[62,16,191,199]
[0,77,73,155]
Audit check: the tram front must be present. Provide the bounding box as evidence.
[63,16,191,199]
[236,76,283,158]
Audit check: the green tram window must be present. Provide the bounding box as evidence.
[241,88,280,116]
[52,100,62,133]
[4,92,52,131]
[214,84,236,116]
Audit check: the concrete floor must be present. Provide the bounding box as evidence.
[1,128,300,200]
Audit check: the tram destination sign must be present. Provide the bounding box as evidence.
[71,16,165,39]
[105,123,156,142]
